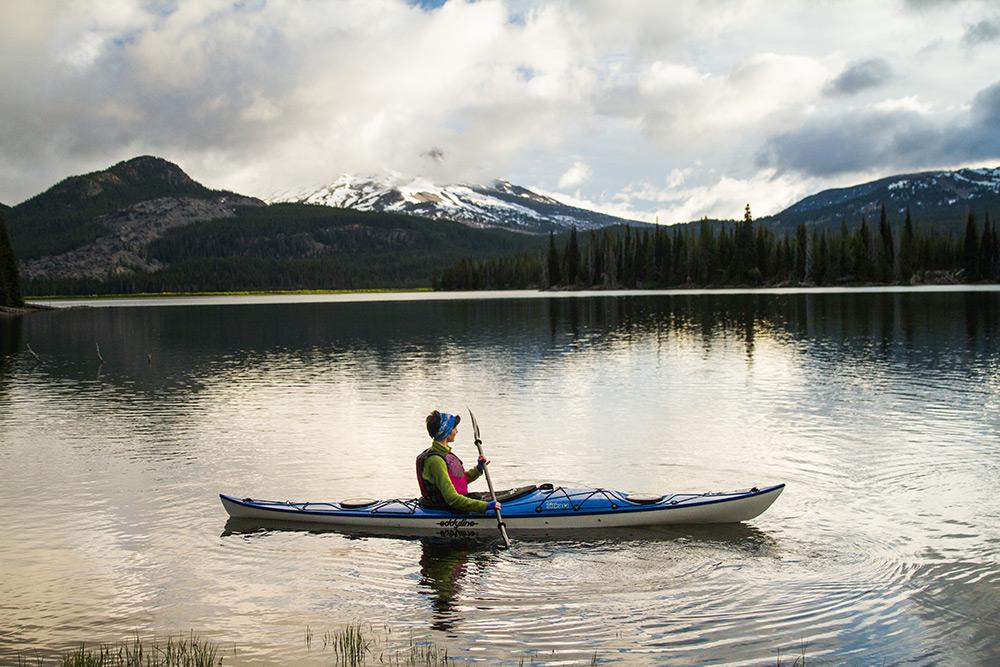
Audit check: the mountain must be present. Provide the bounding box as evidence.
[8,156,999,296]
[7,156,265,261]
[6,157,549,295]
[764,166,1000,233]
[6,156,266,286]
[271,173,645,233]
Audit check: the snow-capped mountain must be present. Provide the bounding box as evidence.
[270,174,643,233]
[768,166,1000,232]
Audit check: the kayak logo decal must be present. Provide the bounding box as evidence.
[437,518,478,538]
[437,518,477,528]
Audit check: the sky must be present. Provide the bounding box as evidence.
[1,0,999,223]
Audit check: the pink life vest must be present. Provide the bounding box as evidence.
[416,448,468,506]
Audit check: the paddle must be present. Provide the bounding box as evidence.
[468,408,512,548]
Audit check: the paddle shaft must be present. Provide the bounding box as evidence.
[474,438,511,548]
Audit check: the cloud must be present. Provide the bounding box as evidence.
[558,161,592,188]
[1,0,1000,221]
[963,19,1000,45]
[423,147,445,162]
[824,58,893,96]
[543,167,821,225]
[757,79,1000,177]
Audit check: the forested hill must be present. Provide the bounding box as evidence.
[6,156,263,261]
[761,167,1000,235]
[20,201,548,296]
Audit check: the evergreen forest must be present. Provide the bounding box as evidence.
[437,206,1000,290]
[0,211,24,307]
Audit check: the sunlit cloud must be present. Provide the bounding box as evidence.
[1,0,999,221]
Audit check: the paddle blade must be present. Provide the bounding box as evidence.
[467,407,482,443]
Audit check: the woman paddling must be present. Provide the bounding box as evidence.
[416,410,501,515]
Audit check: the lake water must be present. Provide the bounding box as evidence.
[1,288,999,665]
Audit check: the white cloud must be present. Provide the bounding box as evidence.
[558,161,592,188]
[1,0,999,221]
[873,96,935,114]
[546,168,824,224]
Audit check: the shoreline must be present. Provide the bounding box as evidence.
[0,302,59,316]
[26,287,434,301]
[23,281,1000,301]
[19,282,1000,310]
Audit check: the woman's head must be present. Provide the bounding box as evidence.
[426,410,461,442]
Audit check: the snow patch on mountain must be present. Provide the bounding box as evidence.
[270,173,638,233]
[781,166,1000,219]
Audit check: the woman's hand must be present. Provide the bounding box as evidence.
[486,500,502,513]
[477,455,489,472]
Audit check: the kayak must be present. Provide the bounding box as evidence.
[220,482,784,538]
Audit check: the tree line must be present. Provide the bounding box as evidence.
[0,211,24,307]
[436,205,999,290]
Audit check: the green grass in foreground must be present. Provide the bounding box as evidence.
[29,288,434,301]
[17,633,220,667]
[17,624,808,666]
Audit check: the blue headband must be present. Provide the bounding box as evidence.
[435,413,458,441]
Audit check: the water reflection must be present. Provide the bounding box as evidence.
[5,291,999,393]
[2,289,1000,665]
[418,539,497,633]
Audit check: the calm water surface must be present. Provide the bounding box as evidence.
[1,289,999,665]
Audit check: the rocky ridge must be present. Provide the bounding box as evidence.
[20,194,263,282]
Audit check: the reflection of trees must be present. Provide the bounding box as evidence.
[1,315,23,390]
[13,291,1000,393]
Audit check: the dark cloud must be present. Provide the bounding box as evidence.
[972,79,1000,124]
[823,58,893,96]
[963,19,1000,45]
[757,80,1000,176]
[423,147,445,162]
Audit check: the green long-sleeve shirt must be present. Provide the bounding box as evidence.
[421,440,488,513]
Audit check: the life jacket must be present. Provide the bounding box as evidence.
[416,447,469,508]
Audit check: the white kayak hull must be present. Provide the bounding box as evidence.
[220,483,784,538]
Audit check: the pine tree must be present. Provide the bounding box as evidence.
[899,208,916,284]
[0,212,24,307]
[731,204,754,283]
[546,231,561,288]
[813,231,829,285]
[979,211,994,280]
[989,212,999,280]
[564,227,580,286]
[698,220,716,284]
[794,224,808,282]
[853,218,872,283]
[963,210,979,280]
[877,203,895,283]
